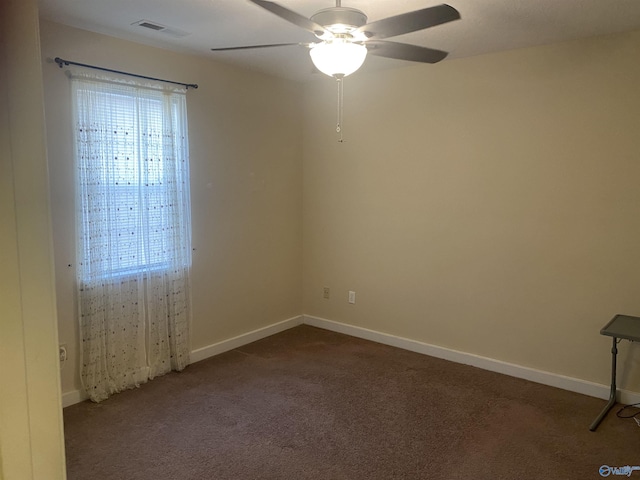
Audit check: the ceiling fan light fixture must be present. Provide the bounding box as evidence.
[309,39,367,78]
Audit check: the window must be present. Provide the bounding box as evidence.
[72,76,191,280]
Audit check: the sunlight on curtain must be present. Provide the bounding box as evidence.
[71,71,192,402]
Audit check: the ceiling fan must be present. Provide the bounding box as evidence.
[212,0,461,140]
[212,0,460,77]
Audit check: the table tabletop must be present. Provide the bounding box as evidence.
[600,314,640,342]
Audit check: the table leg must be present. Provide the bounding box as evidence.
[589,337,618,431]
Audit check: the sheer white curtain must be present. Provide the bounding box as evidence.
[72,71,192,402]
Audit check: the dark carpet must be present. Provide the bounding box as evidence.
[63,325,639,480]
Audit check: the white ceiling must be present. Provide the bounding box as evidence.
[38,0,640,82]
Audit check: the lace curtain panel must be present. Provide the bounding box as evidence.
[72,72,192,402]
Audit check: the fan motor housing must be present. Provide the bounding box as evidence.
[311,7,367,34]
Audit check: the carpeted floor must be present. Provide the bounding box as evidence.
[64,325,639,480]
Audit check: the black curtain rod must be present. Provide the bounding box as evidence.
[54,57,198,89]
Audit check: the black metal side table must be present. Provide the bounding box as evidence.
[589,314,640,431]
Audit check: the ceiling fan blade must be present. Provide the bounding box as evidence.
[366,40,448,64]
[248,0,331,38]
[211,43,307,51]
[357,4,460,40]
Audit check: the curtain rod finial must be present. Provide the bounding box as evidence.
[54,57,68,68]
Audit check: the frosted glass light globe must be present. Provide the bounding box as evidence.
[309,40,367,78]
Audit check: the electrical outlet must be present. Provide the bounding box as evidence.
[59,345,67,363]
[348,291,356,304]
[323,287,330,299]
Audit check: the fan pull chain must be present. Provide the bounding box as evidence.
[336,76,344,143]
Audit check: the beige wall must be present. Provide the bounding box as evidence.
[0,0,66,478]
[40,18,640,400]
[40,21,304,395]
[303,30,640,392]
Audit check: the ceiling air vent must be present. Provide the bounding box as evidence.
[132,20,190,38]
[137,20,165,31]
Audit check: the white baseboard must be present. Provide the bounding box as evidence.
[62,313,640,408]
[62,315,304,408]
[62,389,88,408]
[190,315,304,363]
[303,314,640,405]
